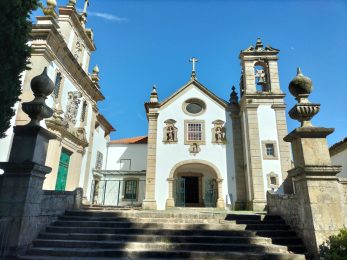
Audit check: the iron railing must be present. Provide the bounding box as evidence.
[90,179,146,207]
[0,217,12,259]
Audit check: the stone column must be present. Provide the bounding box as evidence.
[165,178,175,208]
[216,178,225,208]
[272,104,293,194]
[0,68,56,256]
[283,68,343,257]
[142,112,159,210]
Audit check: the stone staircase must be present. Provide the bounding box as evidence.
[18,208,307,259]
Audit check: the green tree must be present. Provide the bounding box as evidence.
[0,0,40,138]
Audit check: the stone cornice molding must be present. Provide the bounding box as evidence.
[284,127,334,142]
[58,7,96,51]
[45,119,88,148]
[271,104,287,110]
[289,165,342,180]
[31,22,104,103]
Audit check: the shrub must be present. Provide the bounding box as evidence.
[319,228,347,260]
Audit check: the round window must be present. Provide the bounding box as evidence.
[186,103,203,114]
[183,98,206,116]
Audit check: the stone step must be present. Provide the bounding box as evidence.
[52,220,245,230]
[38,232,273,244]
[46,225,297,237]
[225,214,283,221]
[235,219,286,225]
[25,247,306,259]
[65,210,228,220]
[245,224,291,231]
[31,239,291,253]
[58,215,227,224]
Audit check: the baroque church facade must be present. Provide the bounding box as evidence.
[104,39,292,211]
[0,1,114,204]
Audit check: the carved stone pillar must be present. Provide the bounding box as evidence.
[216,178,225,208]
[0,68,56,256]
[165,178,175,208]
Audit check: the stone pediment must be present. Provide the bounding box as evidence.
[159,79,228,110]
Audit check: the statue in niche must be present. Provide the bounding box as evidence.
[215,127,223,142]
[212,120,226,144]
[74,40,82,60]
[64,91,82,125]
[167,126,175,142]
[163,119,178,143]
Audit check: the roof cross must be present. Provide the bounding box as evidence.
[83,0,90,14]
[189,57,198,79]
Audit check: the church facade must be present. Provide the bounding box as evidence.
[104,39,292,211]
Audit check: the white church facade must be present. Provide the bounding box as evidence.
[98,39,292,211]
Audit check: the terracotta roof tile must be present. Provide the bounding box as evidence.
[109,136,148,144]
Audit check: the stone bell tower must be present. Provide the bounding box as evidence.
[236,38,292,211]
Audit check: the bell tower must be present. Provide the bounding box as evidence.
[237,38,292,211]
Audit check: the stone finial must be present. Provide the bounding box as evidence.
[288,68,320,127]
[43,0,58,17]
[68,0,77,7]
[93,65,99,74]
[255,37,263,50]
[149,85,158,103]
[22,67,54,125]
[91,65,100,85]
[229,86,239,105]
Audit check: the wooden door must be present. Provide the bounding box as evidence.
[55,149,71,191]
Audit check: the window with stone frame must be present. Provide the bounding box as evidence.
[123,179,138,200]
[95,151,103,170]
[184,120,205,145]
[261,140,278,160]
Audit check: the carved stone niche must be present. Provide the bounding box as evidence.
[64,91,82,126]
[163,119,178,143]
[212,120,226,144]
[189,142,201,155]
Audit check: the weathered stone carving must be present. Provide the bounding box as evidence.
[189,142,201,155]
[163,119,178,143]
[212,120,226,144]
[64,91,82,125]
[74,40,82,60]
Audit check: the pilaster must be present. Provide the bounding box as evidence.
[242,103,266,211]
[142,112,159,210]
[272,104,292,193]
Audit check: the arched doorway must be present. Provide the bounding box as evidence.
[165,160,224,208]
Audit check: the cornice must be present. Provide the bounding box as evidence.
[46,119,89,148]
[31,23,104,103]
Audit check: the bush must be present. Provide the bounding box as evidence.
[319,228,347,260]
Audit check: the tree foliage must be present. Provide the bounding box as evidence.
[0,0,40,138]
[320,228,347,260]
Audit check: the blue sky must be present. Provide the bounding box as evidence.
[39,0,347,146]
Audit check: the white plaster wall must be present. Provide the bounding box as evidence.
[257,105,282,196]
[331,149,347,178]
[155,83,236,210]
[106,144,147,171]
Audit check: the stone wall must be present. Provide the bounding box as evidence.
[267,177,347,257]
[36,188,82,234]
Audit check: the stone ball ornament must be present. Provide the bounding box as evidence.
[22,67,54,125]
[288,68,320,127]
[288,67,313,99]
[30,67,54,97]
[47,0,57,8]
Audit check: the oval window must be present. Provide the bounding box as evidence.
[186,103,203,114]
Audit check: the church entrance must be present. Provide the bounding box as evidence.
[171,161,221,208]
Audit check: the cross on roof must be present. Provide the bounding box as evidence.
[189,57,198,72]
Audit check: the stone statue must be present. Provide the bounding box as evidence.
[215,127,223,142]
[65,91,82,124]
[167,126,174,141]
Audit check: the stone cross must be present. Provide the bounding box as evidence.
[83,0,90,13]
[189,57,198,72]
